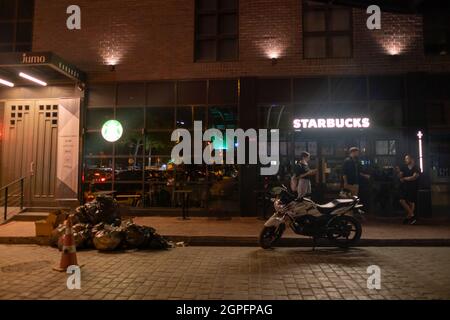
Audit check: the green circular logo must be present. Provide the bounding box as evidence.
[101,120,123,142]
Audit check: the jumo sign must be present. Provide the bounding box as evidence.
[293,117,371,129]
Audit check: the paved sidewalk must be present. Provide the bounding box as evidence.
[1,216,450,246]
[0,245,449,300]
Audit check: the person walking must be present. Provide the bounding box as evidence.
[342,147,370,197]
[291,151,317,199]
[399,154,420,225]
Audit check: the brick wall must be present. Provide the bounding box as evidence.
[32,0,450,82]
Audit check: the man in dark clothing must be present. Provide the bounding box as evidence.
[399,154,420,225]
[342,147,370,196]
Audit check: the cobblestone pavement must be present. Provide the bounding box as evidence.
[0,245,449,300]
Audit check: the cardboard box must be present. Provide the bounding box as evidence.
[35,212,59,237]
[35,220,54,237]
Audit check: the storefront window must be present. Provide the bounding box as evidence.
[116,107,144,129]
[84,81,239,212]
[146,107,174,129]
[375,140,397,156]
[85,132,113,156]
[86,108,114,130]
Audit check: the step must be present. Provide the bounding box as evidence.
[10,212,50,222]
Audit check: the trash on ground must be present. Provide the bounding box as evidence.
[50,194,170,252]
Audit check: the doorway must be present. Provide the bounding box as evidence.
[1,100,59,206]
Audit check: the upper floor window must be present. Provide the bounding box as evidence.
[423,10,450,56]
[302,1,352,59]
[195,0,238,62]
[0,0,34,52]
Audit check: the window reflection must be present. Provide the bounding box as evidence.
[85,132,113,156]
[116,107,144,129]
[146,107,174,129]
[144,132,174,156]
[176,107,193,129]
[86,108,114,130]
[116,131,144,156]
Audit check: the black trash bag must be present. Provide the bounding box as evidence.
[93,226,124,251]
[95,195,121,225]
[123,222,146,249]
[72,223,93,249]
[147,233,171,250]
[91,222,105,235]
[73,195,121,225]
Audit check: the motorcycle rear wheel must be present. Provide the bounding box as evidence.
[327,215,362,248]
[259,225,285,249]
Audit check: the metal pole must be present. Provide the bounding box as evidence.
[4,187,8,221]
[20,179,24,210]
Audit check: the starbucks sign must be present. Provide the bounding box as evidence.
[101,120,123,142]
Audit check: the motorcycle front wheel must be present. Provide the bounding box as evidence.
[259,224,285,249]
[327,216,362,248]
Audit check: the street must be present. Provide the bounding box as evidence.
[0,245,449,300]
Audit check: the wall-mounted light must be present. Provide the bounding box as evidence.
[0,78,14,87]
[268,51,279,65]
[417,130,424,173]
[19,72,47,86]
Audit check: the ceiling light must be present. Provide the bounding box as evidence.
[19,72,47,86]
[0,78,14,87]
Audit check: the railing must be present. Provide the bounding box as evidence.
[0,176,26,222]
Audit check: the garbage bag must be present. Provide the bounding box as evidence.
[147,233,171,250]
[73,195,121,225]
[72,223,93,249]
[123,222,146,248]
[93,227,124,251]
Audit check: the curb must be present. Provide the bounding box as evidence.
[165,236,450,247]
[1,235,450,247]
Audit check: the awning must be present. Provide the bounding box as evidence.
[0,52,86,87]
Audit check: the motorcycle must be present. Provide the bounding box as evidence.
[259,185,364,249]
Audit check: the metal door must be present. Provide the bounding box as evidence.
[1,100,59,205]
[31,101,59,204]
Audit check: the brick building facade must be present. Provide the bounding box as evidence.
[1,0,449,217]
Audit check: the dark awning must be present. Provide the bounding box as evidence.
[0,52,86,87]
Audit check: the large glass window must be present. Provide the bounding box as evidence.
[195,0,238,61]
[303,1,352,59]
[84,81,239,212]
[423,8,450,56]
[0,0,34,52]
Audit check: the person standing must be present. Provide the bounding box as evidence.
[342,147,370,197]
[399,155,420,225]
[292,151,317,199]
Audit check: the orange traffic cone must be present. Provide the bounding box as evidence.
[53,217,80,272]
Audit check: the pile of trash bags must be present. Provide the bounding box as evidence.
[50,195,171,251]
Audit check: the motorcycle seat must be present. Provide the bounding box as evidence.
[316,199,355,214]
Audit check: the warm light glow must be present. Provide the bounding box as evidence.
[19,72,47,86]
[417,131,424,173]
[0,78,14,87]
[268,51,280,59]
[386,44,401,56]
[101,120,123,142]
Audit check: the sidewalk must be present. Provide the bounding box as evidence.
[1,215,450,246]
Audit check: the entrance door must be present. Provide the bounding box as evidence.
[1,100,59,206]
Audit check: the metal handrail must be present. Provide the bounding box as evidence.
[0,176,26,192]
[1,176,26,221]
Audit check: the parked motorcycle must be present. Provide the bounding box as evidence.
[259,185,364,249]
